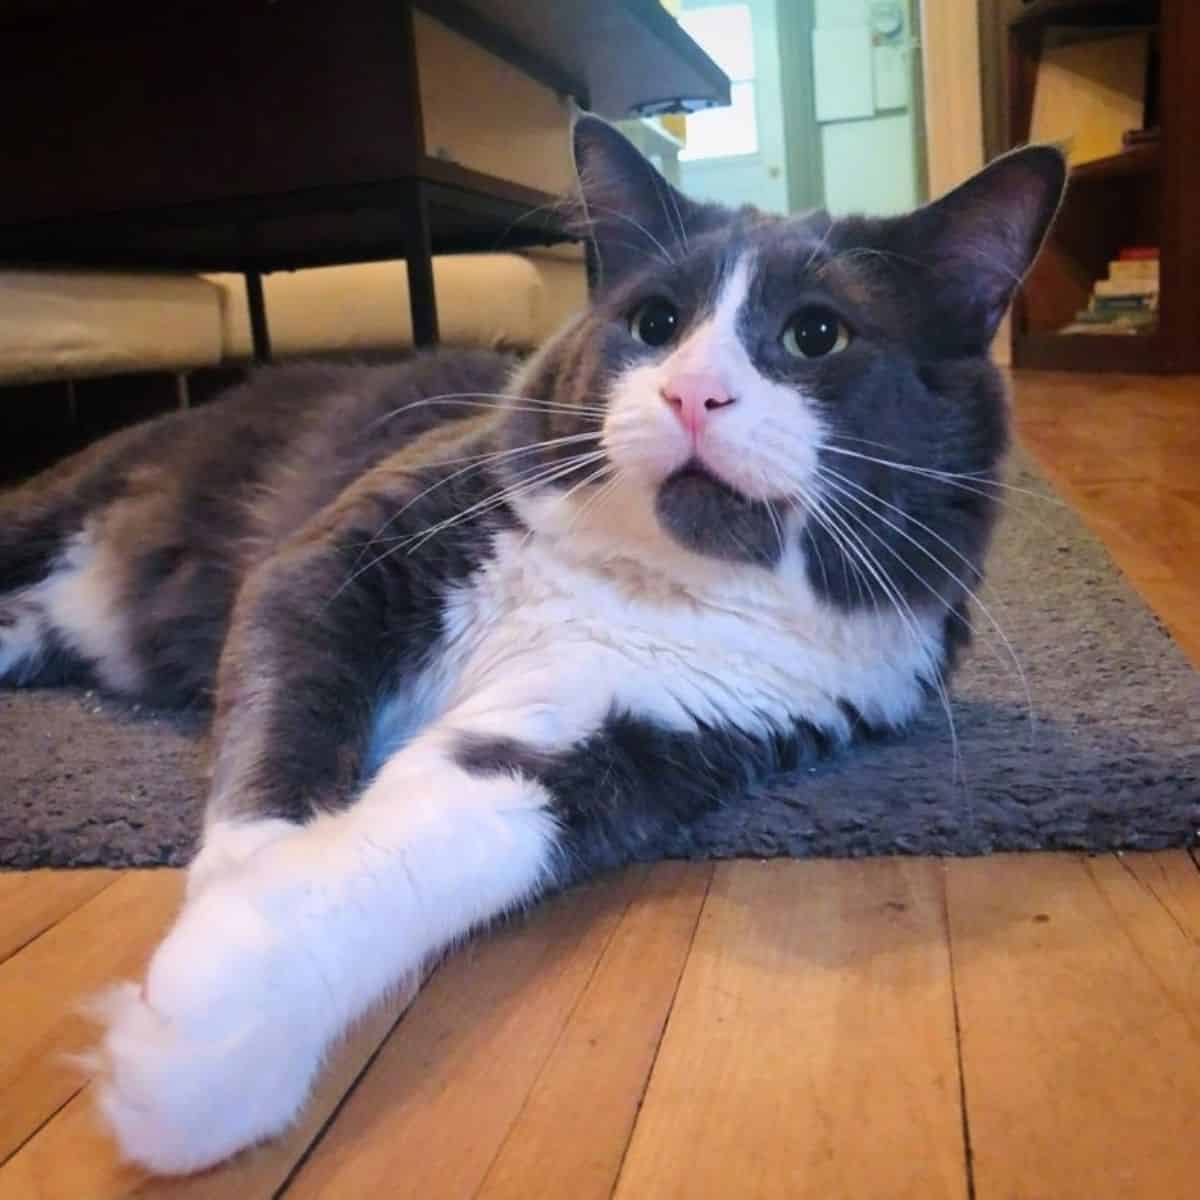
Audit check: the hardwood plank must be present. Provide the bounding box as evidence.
[614,859,967,1200]
[946,853,1200,1200]
[0,870,184,1165]
[0,980,419,1200]
[285,868,648,1199]
[0,870,119,964]
[1013,371,1200,667]
[1120,849,1200,942]
[475,861,712,1200]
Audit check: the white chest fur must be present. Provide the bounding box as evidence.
[419,526,942,756]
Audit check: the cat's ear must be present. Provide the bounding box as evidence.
[903,144,1067,351]
[572,113,697,287]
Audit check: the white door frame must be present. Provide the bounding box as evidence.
[919,1,986,195]
[918,1,1012,361]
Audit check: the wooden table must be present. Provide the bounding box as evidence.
[0,0,728,359]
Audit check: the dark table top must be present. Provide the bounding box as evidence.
[0,0,728,274]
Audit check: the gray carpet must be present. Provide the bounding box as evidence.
[2,453,1197,869]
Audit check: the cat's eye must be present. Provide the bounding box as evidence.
[628,297,680,348]
[781,307,851,359]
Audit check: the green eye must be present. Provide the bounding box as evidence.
[781,306,851,359]
[628,297,680,348]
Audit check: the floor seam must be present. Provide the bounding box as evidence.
[273,976,427,1198]
[0,1080,87,1169]
[0,873,123,968]
[470,868,648,1199]
[1114,851,1197,947]
[607,861,715,1200]
[940,862,977,1200]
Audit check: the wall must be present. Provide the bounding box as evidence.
[813,0,920,217]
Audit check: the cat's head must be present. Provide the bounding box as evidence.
[505,115,1064,614]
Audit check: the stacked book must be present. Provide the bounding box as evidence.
[1061,248,1159,335]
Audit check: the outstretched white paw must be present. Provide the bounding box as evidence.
[186,817,297,899]
[92,884,324,1175]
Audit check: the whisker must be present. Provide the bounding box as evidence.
[401,450,610,557]
[574,201,677,267]
[364,392,607,435]
[652,172,689,255]
[820,444,1067,506]
[802,488,963,781]
[330,450,608,598]
[818,468,1034,734]
[534,462,623,548]
[801,488,883,625]
[342,431,606,579]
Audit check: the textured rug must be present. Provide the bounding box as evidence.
[2,453,1197,869]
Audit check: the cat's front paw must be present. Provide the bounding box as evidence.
[93,886,323,1174]
[186,817,297,899]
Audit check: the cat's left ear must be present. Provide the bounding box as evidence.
[572,113,698,288]
[903,144,1067,351]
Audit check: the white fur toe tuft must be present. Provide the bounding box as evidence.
[91,886,324,1174]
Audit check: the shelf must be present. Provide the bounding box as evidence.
[1013,330,1168,372]
[1009,0,1159,33]
[1070,142,1161,181]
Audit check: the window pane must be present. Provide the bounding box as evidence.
[679,5,755,82]
[679,80,758,160]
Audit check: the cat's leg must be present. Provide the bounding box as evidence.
[94,720,559,1174]
[94,678,819,1173]
[180,500,438,895]
[91,475,515,1171]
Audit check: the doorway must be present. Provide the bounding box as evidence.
[671,0,927,218]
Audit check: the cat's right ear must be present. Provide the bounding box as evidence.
[898,144,1068,353]
[572,113,696,287]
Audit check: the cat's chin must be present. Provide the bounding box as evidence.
[654,463,782,567]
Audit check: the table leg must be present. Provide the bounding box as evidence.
[244,271,273,363]
[403,182,439,347]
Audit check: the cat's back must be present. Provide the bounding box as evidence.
[4,348,516,541]
[0,348,518,703]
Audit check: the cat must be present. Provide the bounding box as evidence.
[0,115,1064,1173]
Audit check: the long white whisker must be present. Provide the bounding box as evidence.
[577,202,677,267]
[818,469,1034,735]
[806,488,963,782]
[795,487,879,622]
[819,467,1026,648]
[364,392,607,435]
[383,432,604,531]
[330,450,608,598]
[342,431,605,581]
[401,451,610,557]
[532,462,623,550]
[820,444,1065,506]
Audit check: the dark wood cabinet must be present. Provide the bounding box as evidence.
[1007,0,1200,372]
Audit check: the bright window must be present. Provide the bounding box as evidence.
[679,5,759,160]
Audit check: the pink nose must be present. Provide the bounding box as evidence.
[661,372,735,434]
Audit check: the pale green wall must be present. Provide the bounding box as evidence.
[813,0,921,216]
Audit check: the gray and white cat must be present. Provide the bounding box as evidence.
[0,116,1064,1173]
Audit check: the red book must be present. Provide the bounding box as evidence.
[1120,247,1160,261]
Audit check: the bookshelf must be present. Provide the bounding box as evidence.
[1007,0,1200,372]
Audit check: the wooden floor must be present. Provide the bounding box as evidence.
[2,371,1199,1199]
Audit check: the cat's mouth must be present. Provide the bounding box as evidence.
[672,460,720,481]
[654,460,781,566]
[663,459,743,500]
